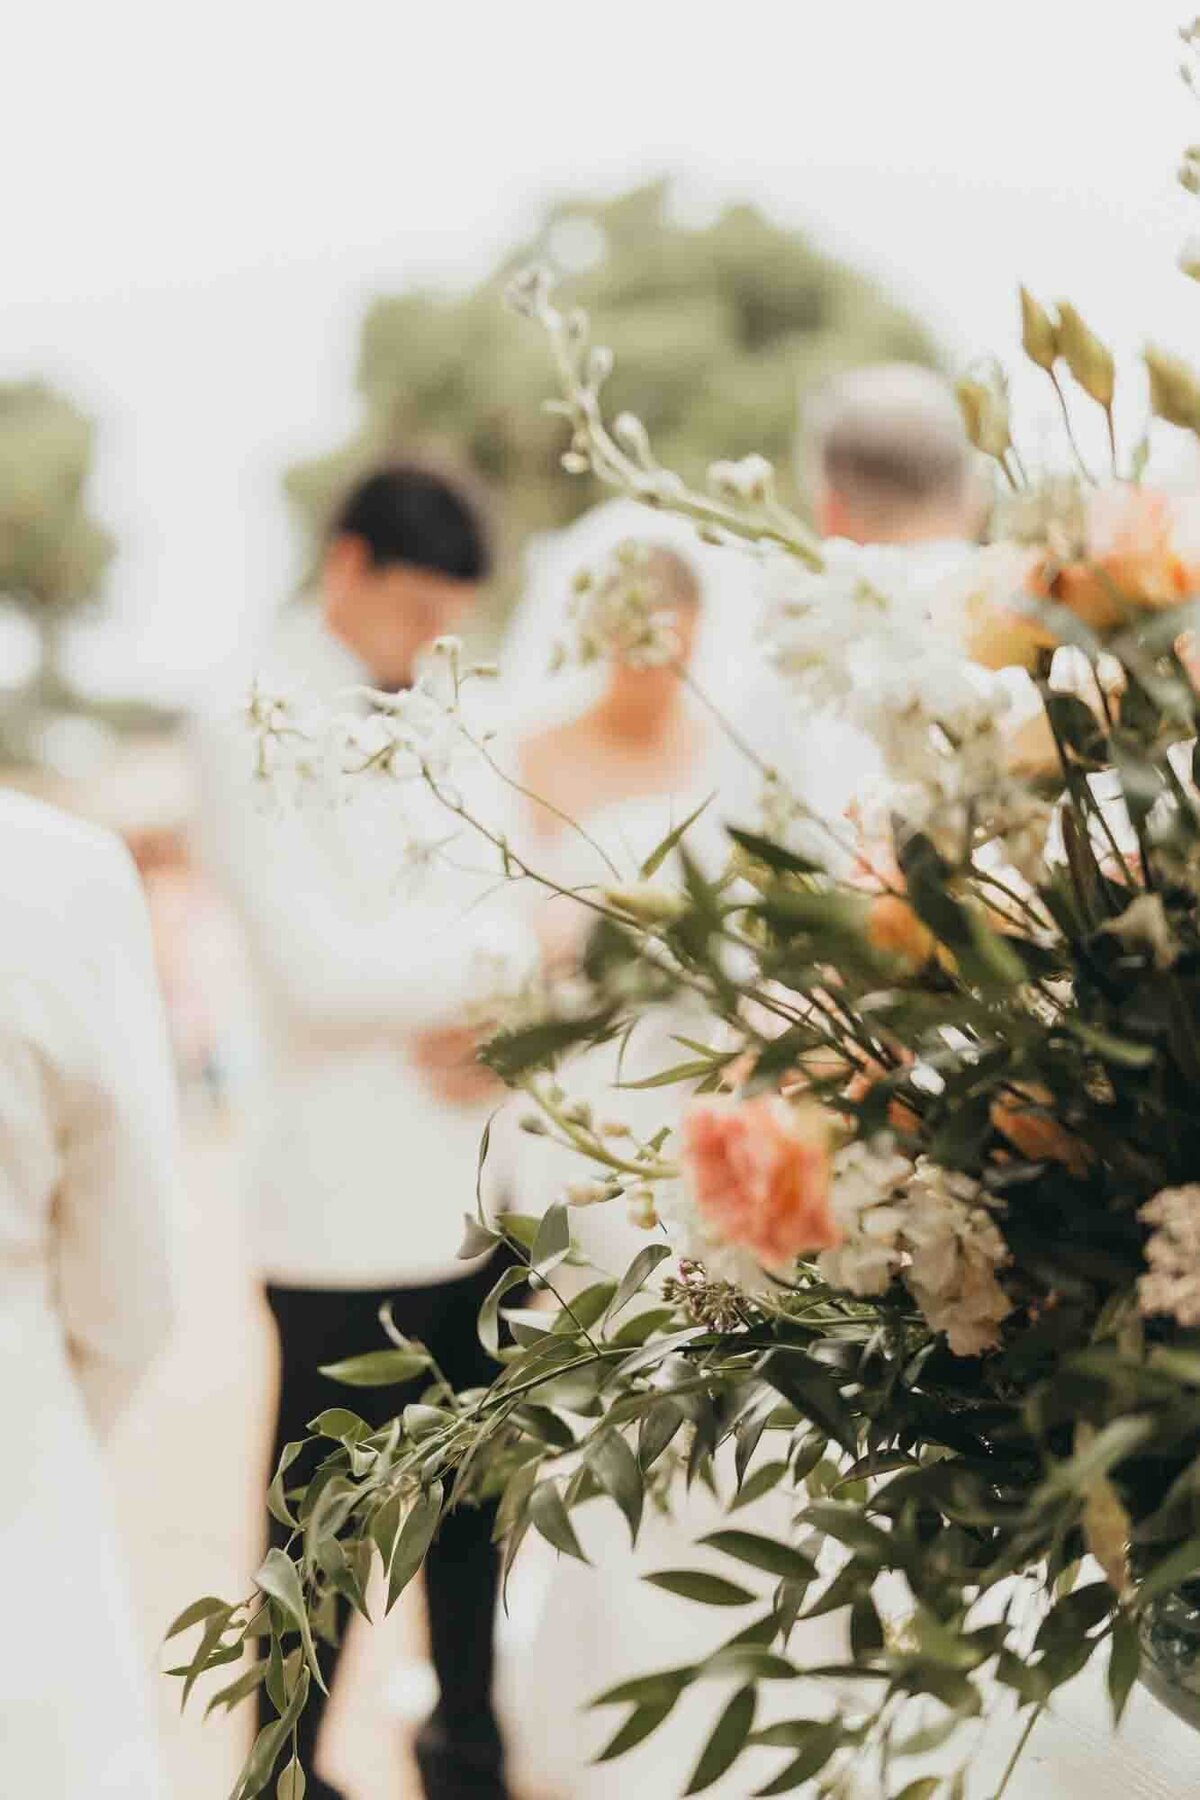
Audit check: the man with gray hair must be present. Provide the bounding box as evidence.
[803,360,985,547]
[724,362,987,866]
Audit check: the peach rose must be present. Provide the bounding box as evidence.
[991,1083,1094,1179]
[949,544,1056,673]
[680,1097,839,1267]
[1050,487,1200,630]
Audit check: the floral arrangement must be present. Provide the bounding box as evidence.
[175,28,1200,1799]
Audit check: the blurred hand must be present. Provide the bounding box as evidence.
[408,1024,499,1107]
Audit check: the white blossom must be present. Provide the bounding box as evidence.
[759,540,1014,845]
[554,540,681,670]
[817,1138,913,1297]
[654,1177,778,1297]
[1139,1184,1200,1327]
[902,1160,1013,1357]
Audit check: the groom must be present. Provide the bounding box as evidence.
[199,465,518,1800]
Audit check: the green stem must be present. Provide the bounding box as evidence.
[993,1702,1045,1799]
[1049,370,1097,484]
[1105,405,1120,480]
[456,718,624,882]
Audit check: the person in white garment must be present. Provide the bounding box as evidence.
[197,466,531,1800]
[0,790,179,1800]
[727,362,991,865]
[491,503,814,1798]
[493,498,763,1280]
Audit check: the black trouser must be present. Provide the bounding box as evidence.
[260,1255,511,1800]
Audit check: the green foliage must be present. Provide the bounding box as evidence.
[0,380,113,615]
[176,207,1200,1795]
[283,180,937,612]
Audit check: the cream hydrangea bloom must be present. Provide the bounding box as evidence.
[902,1160,1013,1357]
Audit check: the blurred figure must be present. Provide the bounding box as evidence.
[0,792,179,1798]
[730,362,986,861]
[804,360,986,547]
[495,505,768,1797]
[507,523,727,1269]
[198,467,526,1800]
[127,824,243,1107]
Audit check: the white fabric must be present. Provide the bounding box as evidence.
[497,757,727,1273]
[722,537,989,875]
[196,611,533,1288]
[0,792,179,1800]
[493,716,766,1797]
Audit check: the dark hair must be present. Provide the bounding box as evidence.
[328,465,491,581]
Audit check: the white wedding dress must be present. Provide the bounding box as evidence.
[495,742,820,1797]
[0,793,179,1799]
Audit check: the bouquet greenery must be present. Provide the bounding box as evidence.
[177,31,1200,1798]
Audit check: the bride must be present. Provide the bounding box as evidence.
[0,791,179,1798]
[491,503,809,1797]
[496,499,748,1279]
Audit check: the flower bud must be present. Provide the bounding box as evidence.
[955,371,1011,460]
[613,412,652,462]
[588,345,614,388]
[504,265,553,319]
[1180,237,1200,283]
[1056,302,1115,408]
[1145,344,1200,432]
[627,1190,659,1229]
[519,1114,549,1136]
[602,884,688,925]
[561,451,589,475]
[599,1118,632,1139]
[1180,147,1200,193]
[1018,287,1058,371]
[566,1180,608,1208]
[707,454,775,505]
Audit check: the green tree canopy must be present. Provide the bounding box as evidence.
[286,180,939,610]
[0,381,113,615]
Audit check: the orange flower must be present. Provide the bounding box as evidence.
[680,1097,839,1267]
[949,543,1055,673]
[866,894,939,971]
[991,1084,1093,1179]
[844,1059,921,1136]
[1050,487,1200,630]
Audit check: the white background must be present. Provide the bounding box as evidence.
[1,0,1196,699]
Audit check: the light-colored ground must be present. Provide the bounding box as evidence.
[106,1107,423,1800]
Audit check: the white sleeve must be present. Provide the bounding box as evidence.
[193,711,535,1035]
[54,837,181,1437]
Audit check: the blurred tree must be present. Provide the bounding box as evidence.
[0,380,114,689]
[0,381,133,767]
[286,180,940,617]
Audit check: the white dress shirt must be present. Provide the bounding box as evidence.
[197,612,533,1289]
[0,792,179,1798]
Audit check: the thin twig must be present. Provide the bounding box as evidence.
[993,1702,1045,1799]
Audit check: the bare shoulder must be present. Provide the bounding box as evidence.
[516,719,582,798]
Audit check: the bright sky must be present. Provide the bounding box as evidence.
[1,0,1196,701]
